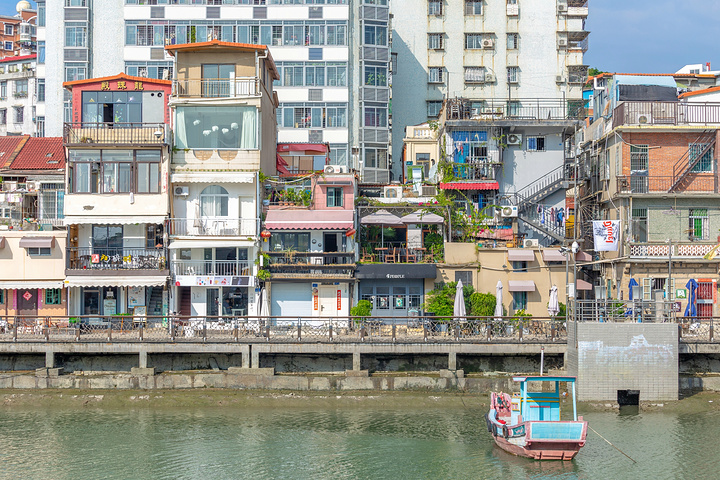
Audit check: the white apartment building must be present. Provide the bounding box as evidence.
[41,0,392,183]
[0,53,38,136]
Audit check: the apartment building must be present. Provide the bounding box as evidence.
[42,0,392,183]
[0,1,36,60]
[0,54,39,136]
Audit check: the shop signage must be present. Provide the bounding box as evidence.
[337,289,341,310]
[675,289,687,299]
[174,276,252,287]
[355,264,436,280]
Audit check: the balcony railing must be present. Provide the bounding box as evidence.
[616,175,716,194]
[171,260,251,276]
[444,98,586,122]
[452,162,498,181]
[613,102,720,128]
[267,251,355,278]
[360,241,441,263]
[67,247,167,271]
[629,243,718,259]
[168,218,259,237]
[63,122,168,145]
[172,77,260,98]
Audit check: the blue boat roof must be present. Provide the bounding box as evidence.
[513,376,576,383]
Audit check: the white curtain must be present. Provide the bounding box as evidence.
[175,108,187,149]
[241,108,257,149]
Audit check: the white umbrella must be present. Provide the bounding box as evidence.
[494,280,504,320]
[548,285,560,317]
[454,280,466,323]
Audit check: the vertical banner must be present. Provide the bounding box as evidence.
[593,220,621,251]
[337,290,342,311]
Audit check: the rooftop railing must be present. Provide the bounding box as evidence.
[63,122,168,145]
[172,77,259,98]
[444,98,586,122]
[612,101,720,128]
[616,175,716,194]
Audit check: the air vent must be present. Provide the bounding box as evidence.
[309,6,323,19]
[308,89,323,102]
[253,7,267,19]
[206,6,220,19]
[150,6,164,18]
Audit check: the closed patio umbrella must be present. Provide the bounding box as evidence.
[628,278,639,300]
[494,280,504,320]
[684,279,698,318]
[454,280,466,323]
[548,285,559,317]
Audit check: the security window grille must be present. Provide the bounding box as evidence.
[14,106,23,123]
[464,66,485,83]
[45,289,62,305]
[428,0,442,15]
[507,66,519,83]
[465,34,484,49]
[28,247,51,256]
[689,208,708,240]
[630,145,649,171]
[507,33,519,50]
[512,291,527,310]
[455,270,472,287]
[642,277,675,301]
[631,208,648,243]
[527,136,545,152]
[428,67,445,83]
[689,143,713,172]
[428,34,443,50]
[464,0,482,14]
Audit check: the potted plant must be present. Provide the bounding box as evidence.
[257,269,271,282]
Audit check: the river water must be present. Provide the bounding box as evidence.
[1,396,718,480]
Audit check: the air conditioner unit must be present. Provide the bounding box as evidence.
[26,181,41,191]
[557,38,568,48]
[506,133,523,146]
[421,185,437,196]
[324,165,348,174]
[558,4,567,13]
[636,113,652,125]
[383,186,403,199]
[524,239,539,248]
[482,39,494,49]
[174,186,189,196]
[556,75,566,83]
[4,181,17,191]
[499,205,518,218]
[485,73,496,83]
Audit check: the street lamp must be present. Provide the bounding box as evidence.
[558,240,580,321]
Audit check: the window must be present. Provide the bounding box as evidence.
[427,101,442,118]
[65,64,87,82]
[28,247,51,256]
[512,261,527,272]
[631,208,648,243]
[364,107,387,127]
[45,289,62,305]
[38,2,46,26]
[0,81,5,99]
[428,67,445,83]
[146,224,164,248]
[36,117,45,137]
[428,0,442,15]
[37,79,45,102]
[512,291,527,311]
[465,34,484,49]
[69,149,161,194]
[527,136,545,152]
[507,66,519,83]
[455,270,472,287]
[328,145,348,166]
[428,33,443,50]
[14,79,28,98]
[364,66,387,86]
[464,66,486,83]
[0,109,6,125]
[364,148,388,169]
[13,106,23,123]
[270,232,310,252]
[690,143,713,172]
[327,64,347,86]
[642,277,675,301]
[201,63,235,97]
[689,208,708,240]
[326,25,346,45]
[65,24,87,47]
[630,145,649,171]
[136,151,161,193]
[200,185,229,217]
[174,106,257,149]
[507,33,519,50]
[0,290,4,304]
[464,0,482,15]
[3,41,12,51]
[364,25,387,46]
[327,187,343,207]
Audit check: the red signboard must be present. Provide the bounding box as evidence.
[314,294,318,311]
[337,290,341,311]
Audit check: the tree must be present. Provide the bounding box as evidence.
[588,67,604,77]
[469,292,505,317]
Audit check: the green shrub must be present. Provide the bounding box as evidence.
[423,281,474,318]
[350,300,373,319]
[469,292,505,317]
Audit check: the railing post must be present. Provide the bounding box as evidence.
[710,318,714,342]
[139,323,144,342]
[518,322,523,342]
[44,317,50,342]
[328,324,333,341]
[423,323,428,342]
[392,324,396,343]
[454,325,460,341]
[107,319,112,342]
[233,322,239,342]
[360,324,366,342]
[486,321,491,341]
[551,322,556,342]
[75,325,80,342]
[202,318,207,342]
[297,318,302,341]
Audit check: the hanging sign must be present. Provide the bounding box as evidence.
[592,220,620,251]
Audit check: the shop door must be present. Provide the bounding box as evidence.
[83,289,100,316]
[271,283,311,319]
[697,281,714,318]
[17,289,38,316]
[319,286,339,317]
[207,288,219,318]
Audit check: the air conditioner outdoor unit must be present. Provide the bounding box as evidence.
[421,185,437,196]
[482,39,494,49]
[174,186,189,196]
[324,165,348,174]
[4,181,17,191]
[524,239,539,248]
[499,205,518,218]
[556,75,566,83]
[383,186,403,199]
[557,39,568,48]
[636,113,652,125]
[26,181,41,191]
[558,4,567,13]
[506,133,523,146]
[485,73,496,83]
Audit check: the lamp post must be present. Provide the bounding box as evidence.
[572,240,579,322]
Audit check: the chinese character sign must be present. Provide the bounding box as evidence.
[593,220,620,251]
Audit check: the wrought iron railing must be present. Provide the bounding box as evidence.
[616,175,716,194]
[63,122,168,145]
[452,162,498,181]
[66,247,167,270]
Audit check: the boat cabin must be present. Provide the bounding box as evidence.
[511,376,578,423]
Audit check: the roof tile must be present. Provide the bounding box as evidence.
[8,137,65,170]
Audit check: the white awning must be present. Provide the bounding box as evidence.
[64,216,166,225]
[19,236,55,248]
[542,249,568,262]
[508,280,536,292]
[171,172,255,184]
[507,249,535,262]
[64,276,167,288]
[0,281,64,289]
[169,239,256,249]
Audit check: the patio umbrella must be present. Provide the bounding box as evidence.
[399,212,445,224]
[684,279,698,317]
[494,280,504,321]
[361,209,403,247]
[548,285,559,317]
[454,280,466,323]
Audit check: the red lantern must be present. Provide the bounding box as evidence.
[345,228,356,237]
[260,230,271,238]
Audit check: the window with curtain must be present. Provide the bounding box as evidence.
[201,186,229,217]
[174,106,257,149]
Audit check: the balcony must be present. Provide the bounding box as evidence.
[443,98,586,123]
[63,123,168,146]
[267,251,355,279]
[616,175,717,195]
[168,218,259,237]
[629,243,718,259]
[360,241,442,264]
[171,77,260,99]
[451,162,499,181]
[66,247,168,272]
[612,102,720,128]
[171,260,251,277]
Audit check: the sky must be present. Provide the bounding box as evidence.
[0,0,717,75]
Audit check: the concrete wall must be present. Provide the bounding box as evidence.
[567,322,679,401]
[0,232,67,282]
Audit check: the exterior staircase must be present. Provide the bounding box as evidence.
[148,286,164,316]
[668,130,717,193]
[509,165,568,243]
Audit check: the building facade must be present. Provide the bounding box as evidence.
[0,54,39,136]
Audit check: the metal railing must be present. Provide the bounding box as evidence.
[171,260,251,276]
[452,162,498,181]
[444,98,586,122]
[168,217,259,237]
[575,299,677,323]
[172,77,259,98]
[66,247,167,270]
[360,241,439,263]
[616,175,716,194]
[629,243,717,258]
[63,122,168,145]
[613,101,720,128]
[267,251,354,265]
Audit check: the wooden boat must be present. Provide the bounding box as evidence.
[486,376,588,460]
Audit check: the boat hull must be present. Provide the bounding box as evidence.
[492,435,583,460]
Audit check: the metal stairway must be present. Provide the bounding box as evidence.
[668,130,717,192]
[509,165,568,243]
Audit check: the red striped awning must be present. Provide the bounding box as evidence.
[439,182,499,190]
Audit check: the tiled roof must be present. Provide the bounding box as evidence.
[0,54,36,64]
[679,85,720,99]
[9,137,65,170]
[0,135,30,168]
[63,72,171,88]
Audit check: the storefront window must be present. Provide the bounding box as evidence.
[222,287,248,316]
[270,232,310,252]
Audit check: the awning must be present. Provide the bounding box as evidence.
[169,239,256,249]
[19,236,55,248]
[265,210,354,230]
[64,276,167,288]
[576,251,592,262]
[0,280,64,289]
[508,280,536,292]
[542,249,568,262]
[576,279,593,291]
[360,209,403,226]
[171,172,254,183]
[508,249,535,262]
[400,212,445,224]
[64,216,166,225]
[0,237,5,249]
[277,143,328,153]
[439,182,499,190]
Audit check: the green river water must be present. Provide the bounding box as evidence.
[1,392,718,480]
